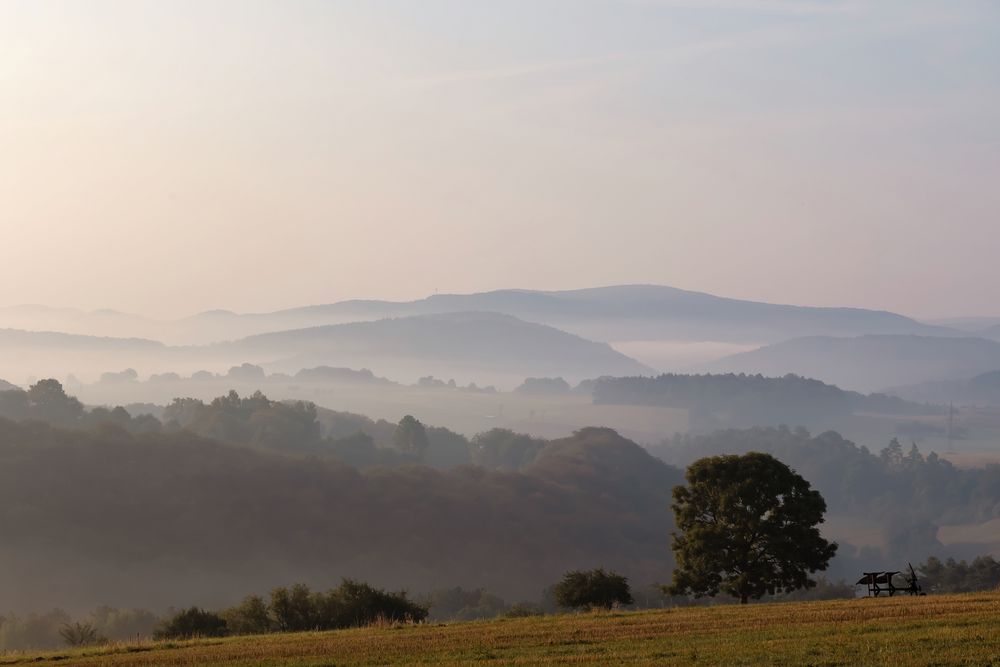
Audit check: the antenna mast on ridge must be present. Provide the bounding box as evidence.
[947,402,957,453]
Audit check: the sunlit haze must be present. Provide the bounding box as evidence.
[2,0,998,318]
[4,3,1000,656]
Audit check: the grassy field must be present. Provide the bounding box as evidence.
[3,592,1000,666]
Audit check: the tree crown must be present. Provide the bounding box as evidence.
[668,451,837,603]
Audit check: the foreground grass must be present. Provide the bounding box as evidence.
[4,592,1000,666]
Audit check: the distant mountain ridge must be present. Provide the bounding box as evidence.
[179,285,958,346]
[0,285,960,346]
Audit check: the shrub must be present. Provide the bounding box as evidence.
[155,608,227,639]
[259,581,428,633]
[59,622,105,647]
[335,579,428,626]
[553,568,634,611]
[504,603,544,618]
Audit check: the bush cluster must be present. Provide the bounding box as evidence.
[157,580,427,639]
[553,568,633,610]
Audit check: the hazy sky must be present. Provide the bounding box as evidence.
[1,0,998,319]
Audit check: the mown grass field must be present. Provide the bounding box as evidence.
[4,592,999,666]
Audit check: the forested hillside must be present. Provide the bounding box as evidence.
[0,415,680,612]
[1,380,997,618]
[593,373,936,431]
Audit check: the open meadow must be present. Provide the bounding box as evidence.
[4,592,998,666]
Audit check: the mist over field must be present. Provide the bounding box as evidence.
[1,0,999,658]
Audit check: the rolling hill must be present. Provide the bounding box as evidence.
[0,420,678,611]
[0,329,170,384]
[885,369,1000,407]
[0,305,163,340]
[1,286,958,348]
[704,334,1000,392]
[208,311,653,384]
[0,313,652,387]
[0,328,162,351]
[185,285,957,346]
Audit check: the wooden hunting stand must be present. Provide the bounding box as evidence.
[856,563,925,597]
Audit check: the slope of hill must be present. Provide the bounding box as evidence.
[0,419,677,611]
[0,305,163,340]
[183,285,957,346]
[0,329,170,384]
[209,312,653,384]
[885,369,1000,407]
[10,593,998,666]
[704,335,1000,392]
[0,314,651,388]
[0,328,163,350]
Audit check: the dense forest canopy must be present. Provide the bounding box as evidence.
[594,373,939,431]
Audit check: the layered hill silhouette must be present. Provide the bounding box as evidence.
[0,328,162,350]
[2,287,987,389]
[0,305,160,340]
[705,334,1000,392]
[885,369,1000,407]
[188,285,955,345]
[0,313,653,386]
[0,285,958,346]
[206,312,653,384]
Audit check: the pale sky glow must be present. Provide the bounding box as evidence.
[1,0,998,319]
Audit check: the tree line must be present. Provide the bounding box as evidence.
[594,373,940,431]
[0,380,549,472]
[652,426,1000,565]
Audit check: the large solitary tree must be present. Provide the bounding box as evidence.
[668,452,837,604]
